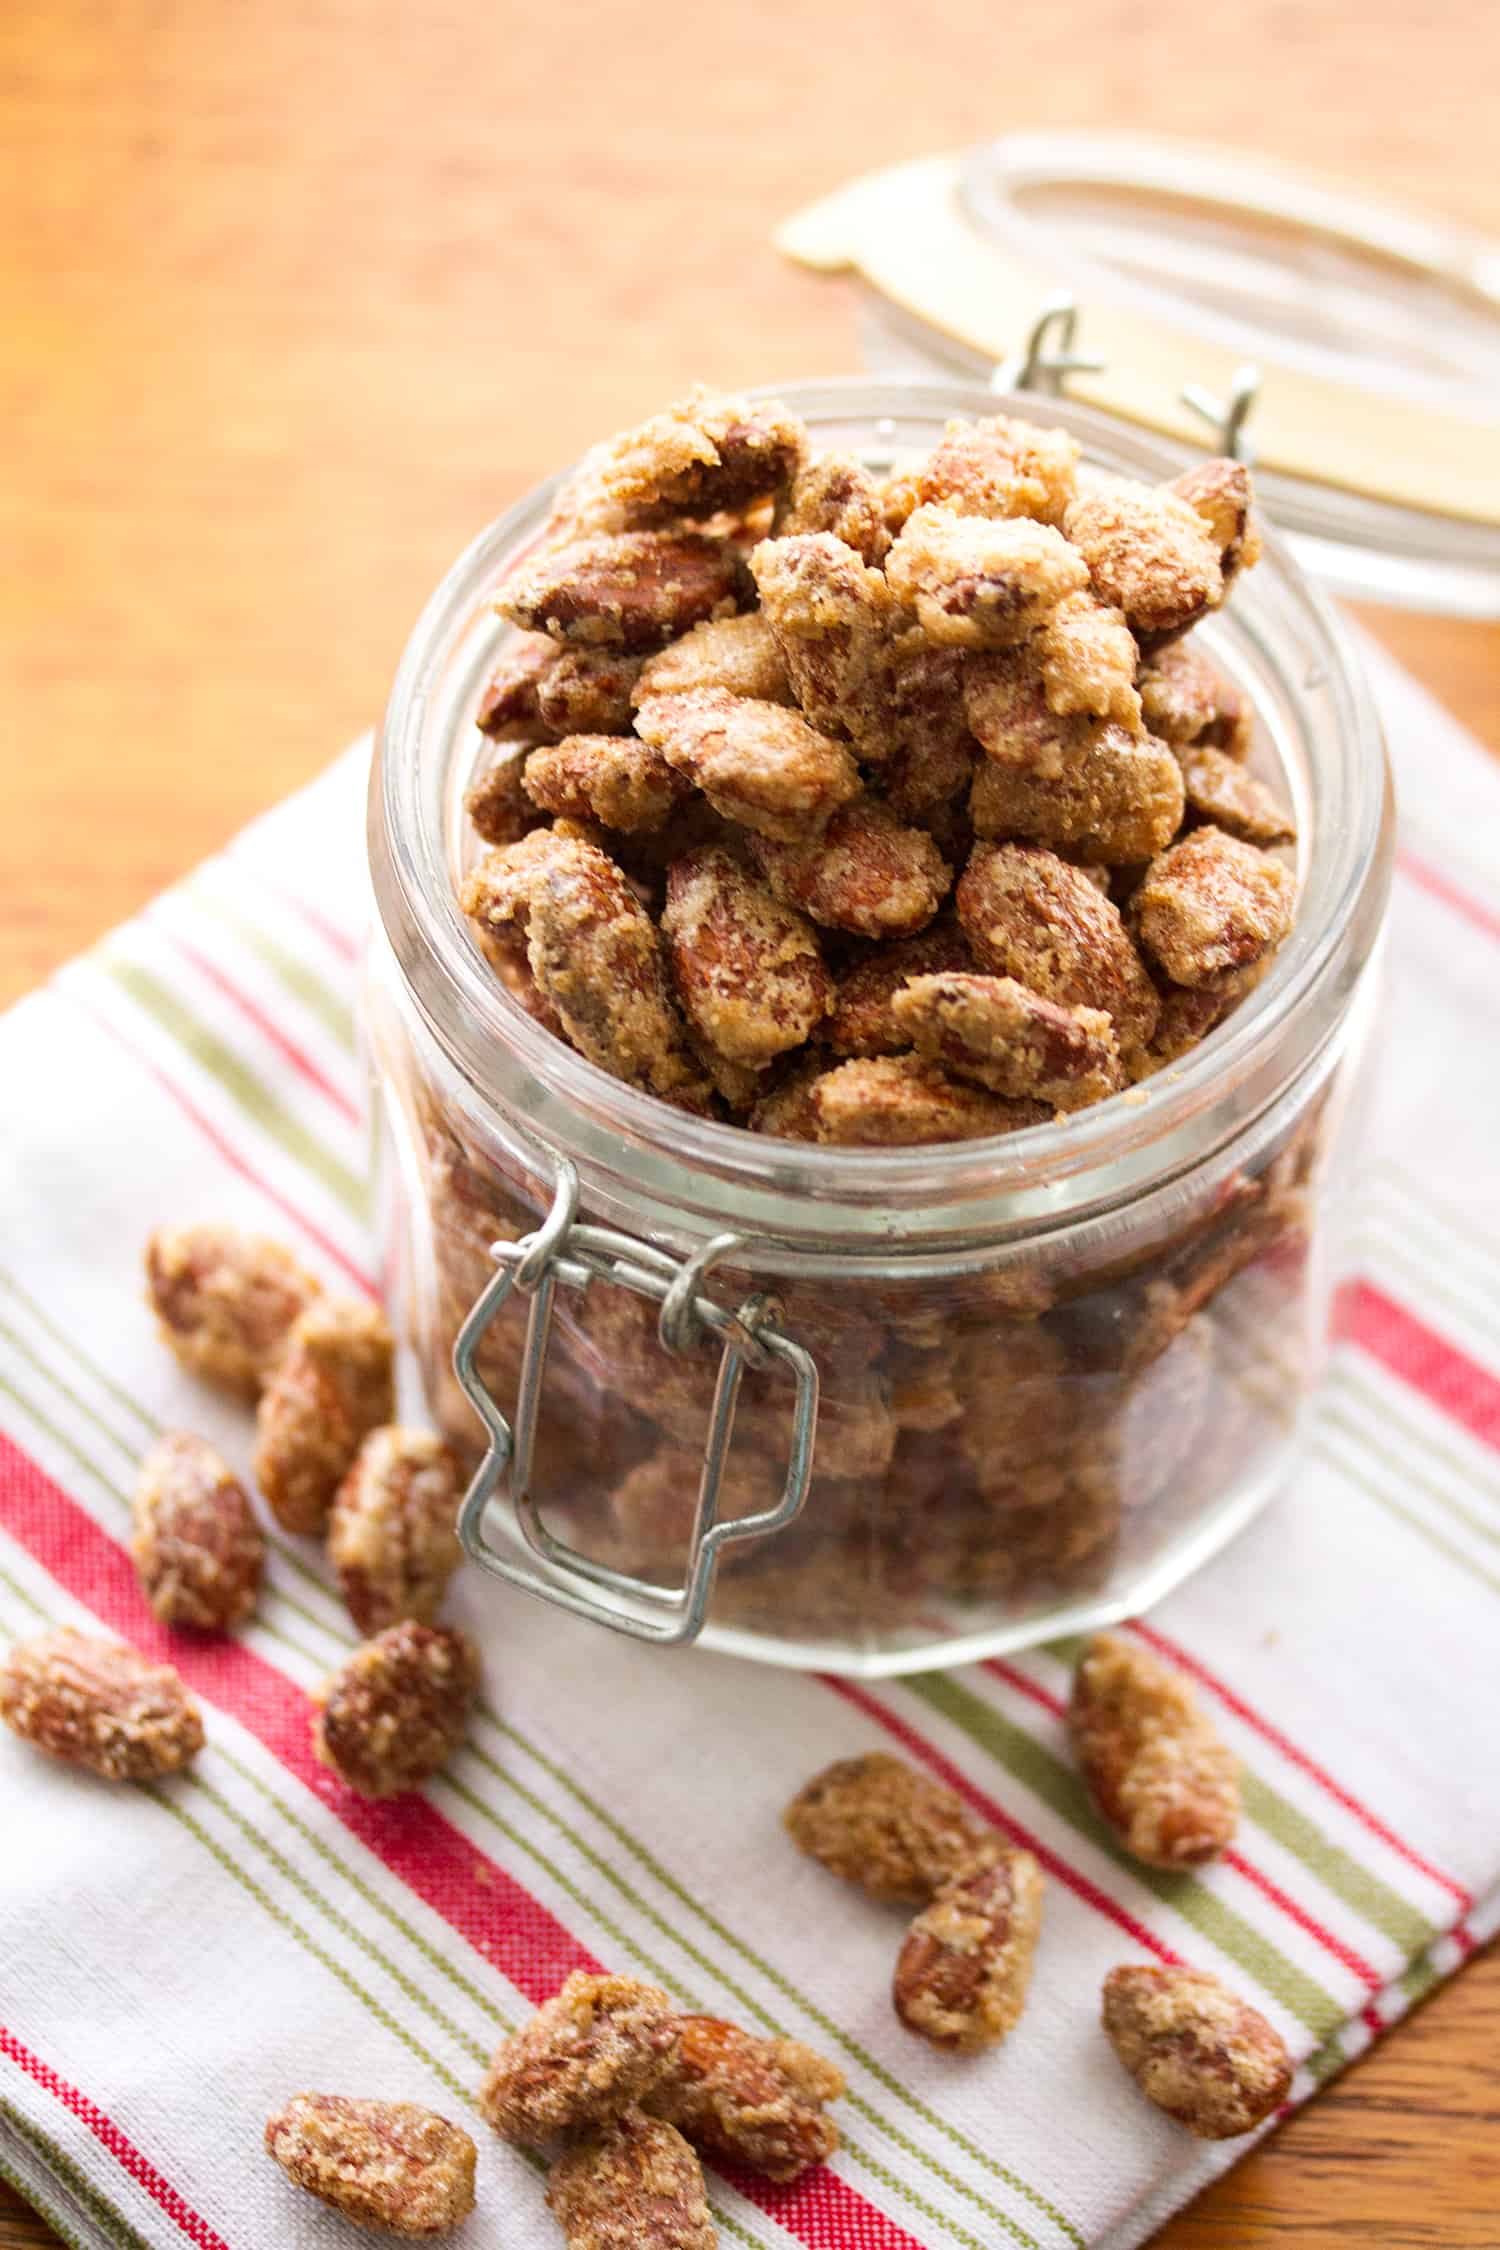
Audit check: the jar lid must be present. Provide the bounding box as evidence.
[777,132,1500,616]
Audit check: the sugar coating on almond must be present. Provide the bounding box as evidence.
[784,1750,992,1903]
[1102,1963,1293,2138]
[265,2093,477,2236]
[1069,1631,1239,1867]
[480,1971,681,2144]
[0,1628,203,1781]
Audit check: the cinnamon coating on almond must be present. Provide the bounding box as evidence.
[1178,746,1295,847]
[535,646,646,737]
[265,2094,477,2237]
[0,1629,203,1781]
[812,1055,1046,1145]
[784,1750,993,1902]
[481,1972,681,2145]
[893,1839,1045,2052]
[145,1223,322,1400]
[882,411,1080,529]
[524,733,691,833]
[1063,478,1224,645]
[314,1621,478,1800]
[1132,826,1295,987]
[588,386,807,526]
[648,2016,844,2181]
[1102,1964,1292,2138]
[751,531,896,755]
[893,971,1123,1110]
[634,611,792,705]
[635,688,861,843]
[132,1431,264,1631]
[823,920,973,1056]
[887,506,1088,649]
[525,846,711,1109]
[750,801,950,939]
[1069,1632,1239,1867]
[327,1427,463,1637]
[774,449,891,564]
[970,720,1184,865]
[956,841,1161,1056]
[499,530,746,652]
[662,846,830,1064]
[545,2110,715,2250]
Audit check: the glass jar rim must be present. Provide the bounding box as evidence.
[371,376,1393,1254]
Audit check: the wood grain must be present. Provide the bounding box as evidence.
[2,1,1498,2242]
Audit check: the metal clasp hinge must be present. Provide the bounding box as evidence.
[452,1159,820,1645]
[995,293,1262,462]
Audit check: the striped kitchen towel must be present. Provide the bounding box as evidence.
[1,625,1497,2250]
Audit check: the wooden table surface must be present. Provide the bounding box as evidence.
[4,1,1499,2241]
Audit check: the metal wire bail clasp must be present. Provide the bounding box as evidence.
[452,1159,820,1646]
[994,294,1106,397]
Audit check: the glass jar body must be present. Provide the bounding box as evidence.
[366,936,1379,1674]
[366,378,1393,1676]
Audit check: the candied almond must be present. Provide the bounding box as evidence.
[750,531,895,755]
[955,842,1160,1056]
[970,720,1184,864]
[747,1054,827,1141]
[1132,825,1295,988]
[881,412,1080,530]
[459,825,595,946]
[132,1431,264,1632]
[327,1426,463,1637]
[254,1297,396,1536]
[314,1621,478,1799]
[892,1839,1045,2052]
[1179,745,1295,847]
[1102,1964,1293,2138]
[634,611,792,705]
[525,845,711,1109]
[649,2016,844,2181]
[0,1628,202,1781]
[536,646,646,737]
[886,505,1088,649]
[591,386,806,526]
[1063,480,1223,644]
[498,530,746,652]
[546,2110,714,2250]
[481,1971,681,2144]
[465,742,543,848]
[1171,459,1262,589]
[879,629,977,818]
[823,921,973,1056]
[812,1055,1044,1145]
[784,1750,993,1902]
[145,1223,322,1400]
[606,1444,783,1572]
[635,687,861,843]
[1037,591,1142,729]
[750,801,950,939]
[662,845,830,1064]
[892,971,1123,1111]
[523,733,691,833]
[477,633,558,735]
[1131,964,1266,1078]
[774,449,891,564]
[1137,638,1247,751]
[965,647,1090,780]
[1069,1631,1239,1867]
[265,2093,476,2237]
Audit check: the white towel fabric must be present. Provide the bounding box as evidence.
[1,626,1498,2250]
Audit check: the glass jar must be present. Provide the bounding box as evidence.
[364,378,1393,1677]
